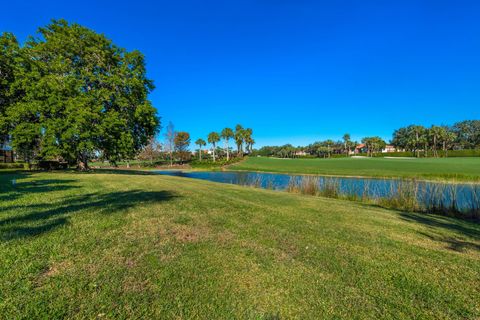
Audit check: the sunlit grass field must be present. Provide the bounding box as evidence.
[230,157,480,181]
[0,170,479,318]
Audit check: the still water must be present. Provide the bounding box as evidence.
[155,170,479,212]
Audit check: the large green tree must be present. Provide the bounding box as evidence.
[453,120,480,149]
[0,32,41,163]
[174,131,190,163]
[4,20,159,169]
[361,136,386,157]
[0,33,22,148]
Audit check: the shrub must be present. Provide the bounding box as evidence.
[37,160,68,170]
[0,163,25,169]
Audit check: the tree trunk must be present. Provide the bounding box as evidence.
[226,140,229,161]
[77,160,89,171]
[199,148,202,161]
[212,144,216,162]
[77,153,89,171]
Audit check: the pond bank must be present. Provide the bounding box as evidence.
[156,170,480,221]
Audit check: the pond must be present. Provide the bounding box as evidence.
[155,170,480,214]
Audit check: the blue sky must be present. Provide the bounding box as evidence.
[1,0,479,147]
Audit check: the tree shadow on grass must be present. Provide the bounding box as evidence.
[0,178,80,206]
[0,189,178,242]
[417,231,480,253]
[399,212,480,252]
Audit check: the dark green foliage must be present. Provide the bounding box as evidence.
[361,136,386,156]
[174,131,191,163]
[37,160,69,170]
[0,32,22,145]
[452,120,480,149]
[174,131,190,153]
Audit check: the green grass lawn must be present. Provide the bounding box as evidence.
[1,171,479,319]
[230,157,480,181]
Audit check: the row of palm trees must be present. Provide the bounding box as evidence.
[194,125,254,161]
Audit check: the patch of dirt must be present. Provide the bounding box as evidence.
[35,260,72,287]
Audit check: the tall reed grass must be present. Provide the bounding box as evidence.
[283,176,480,220]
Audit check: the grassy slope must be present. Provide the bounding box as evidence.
[230,157,480,181]
[0,171,479,319]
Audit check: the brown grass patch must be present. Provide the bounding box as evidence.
[122,276,153,293]
[216,230,236,245]
[168,224,210,243]
[35,260,72,287]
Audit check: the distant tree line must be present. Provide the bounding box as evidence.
[136,123,255,166]
[255,134,385,158]
[391,121,479,157]
[254,120,480,158]
[197,124,254,162]
[0,20,159,170]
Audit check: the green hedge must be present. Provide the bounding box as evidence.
[356,149,480,158]
[0,163,26,169]
[445,149,480,157]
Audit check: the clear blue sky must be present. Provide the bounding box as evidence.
[2,0,479,147]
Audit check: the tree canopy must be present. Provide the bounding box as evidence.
[1,20,159,169]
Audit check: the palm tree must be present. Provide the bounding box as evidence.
[429,126,445,158]
[208,132,220,162]
[234,124,245,157]
[342,133,351,156]
[247,137,255,154]
[407,125,427,158]
[441,130,457,157]
[221,127,234,161]
[195,138,206,161]
[243,128,254,154]
[325,139,334,158]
